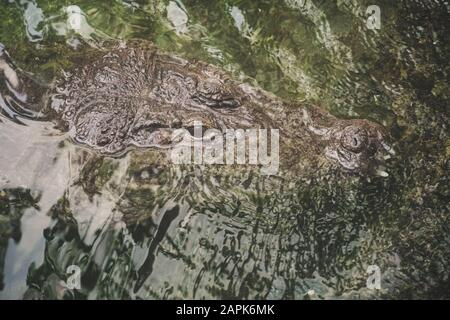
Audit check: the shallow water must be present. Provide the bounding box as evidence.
[0,0,449,299]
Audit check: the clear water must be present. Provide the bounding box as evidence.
[0,0,449,299]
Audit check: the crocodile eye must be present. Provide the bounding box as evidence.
[340,126,368,152]
[185,125,208,137]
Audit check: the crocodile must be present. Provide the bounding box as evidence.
[0,41,392,175]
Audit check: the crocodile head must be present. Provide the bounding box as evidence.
[46,42,392,176]
[301,108,392,175]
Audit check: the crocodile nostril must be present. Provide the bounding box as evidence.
[341,126,367,152]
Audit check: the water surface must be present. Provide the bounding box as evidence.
[0,0,449,299]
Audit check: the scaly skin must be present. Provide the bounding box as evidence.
[1,41,391,175]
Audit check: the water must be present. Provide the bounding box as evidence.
[0,0,449,299]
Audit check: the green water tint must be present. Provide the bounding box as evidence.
[0,0,449,299]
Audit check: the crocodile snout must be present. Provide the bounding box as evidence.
[326,120,392,174]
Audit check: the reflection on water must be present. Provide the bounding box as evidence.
[0,0,449,299]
